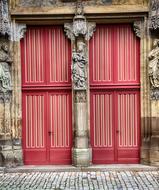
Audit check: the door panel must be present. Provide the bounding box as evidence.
[21,28,46,85]
[48,92,72,164]
[22,92,47,164]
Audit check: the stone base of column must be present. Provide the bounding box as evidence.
[149,134,159,166]
[0,139,23,167]
[150,149,159,166]
[72,148,92,167]
[140,143,150,165]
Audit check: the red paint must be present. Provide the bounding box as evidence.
[21,26,72,165]
[90,24,140,164]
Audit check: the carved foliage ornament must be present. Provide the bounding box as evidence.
[74,91,87,103]
[0,0,10,36]
[64,2,96,41]
[149,0,159,30]
[133,21,143,38]
[148,39,159,100]
[10,23,27,42]
[0,39,12,102]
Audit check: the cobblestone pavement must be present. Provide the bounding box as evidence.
[0,171,158,190]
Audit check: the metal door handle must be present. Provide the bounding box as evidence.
[116,130,120,133]
[48,131,55,136]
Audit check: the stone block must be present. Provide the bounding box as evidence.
[72,148,92,167]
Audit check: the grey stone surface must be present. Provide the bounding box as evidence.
[0,170,158,189]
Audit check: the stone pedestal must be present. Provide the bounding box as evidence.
[73,148,92,167]
[149,116,159,166]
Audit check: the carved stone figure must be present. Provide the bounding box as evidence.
[149,0,159,30]
[72,42,87,89]
[148,39,159,89]
[0,41,12,93]
[0,0,10,36]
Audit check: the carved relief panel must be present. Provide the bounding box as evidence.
[18,0,146,7]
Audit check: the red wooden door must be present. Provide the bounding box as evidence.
[89,25,140,164]
[21,26,72,165]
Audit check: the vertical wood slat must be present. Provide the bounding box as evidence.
[49,93,71,148]
[92,93,113,147]
[25,94,45,148]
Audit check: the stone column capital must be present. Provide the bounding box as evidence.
[64,21,96,41]
[10,22,27,42]
[64,1,96,41]
[133,20,145,38]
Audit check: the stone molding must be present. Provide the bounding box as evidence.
[148,39,159,100]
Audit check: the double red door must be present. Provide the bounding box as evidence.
[89,25,140,163]
[21,26,72,164]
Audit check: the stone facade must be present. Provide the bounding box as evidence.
[0,0,158,167]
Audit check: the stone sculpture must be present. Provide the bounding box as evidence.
[0,0,10,36]
[148,39,159,99]
[0,41,12,94]
[72,42,87,89]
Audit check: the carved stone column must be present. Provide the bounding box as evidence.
[148,39,159,166]
[148,0,159,166]
[64,2,96,166]
[133,18,152,165]
[0,0,26,166]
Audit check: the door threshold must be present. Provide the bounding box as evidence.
[2,164,159,173]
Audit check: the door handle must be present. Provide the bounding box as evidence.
[48,131,55,136]
[116,130,120,133]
